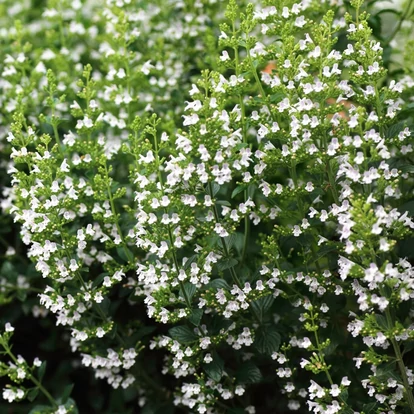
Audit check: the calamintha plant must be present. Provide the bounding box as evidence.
[1,0,414,413]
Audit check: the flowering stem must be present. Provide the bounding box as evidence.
[385,308,414,413]
[326,160,339,205]
[208,182,242,288]
[2,343,58,409]
[233,22,250,266]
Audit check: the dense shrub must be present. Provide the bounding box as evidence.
[1,0,414,413]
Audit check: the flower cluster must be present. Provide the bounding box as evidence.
[1,0,414,413]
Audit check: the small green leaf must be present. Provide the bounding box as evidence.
[203,352,224,382]
[251,295,274,323]
[180,282,197,301]
[216,200,231,207]
[236,361,262,384]
[217,258,238,272]
[231,185,245,199]
[206,278,231,291]
[92,272,108,288]
[385,122,406,139]
[183,255,198,270]
[188,309,203,326]
[399,165,414,174]
[38,361,47,381]
[168,325,198,343]
[254,326,281,355]
[362,402,378,414]
[211,183,221,196]
[27,387,39,402]
[225,233,244,254]
[60,383,74,404]
[29,405,52,414]
[63,397,79,414]
[116,246,133,263]
[374,314,392,331]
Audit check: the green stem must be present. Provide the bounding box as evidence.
[385,309,414,414]
[233,22,250,265]
[384,0,414,46]
[208,183,242,288]
[326,160,340,205]
[2,345,57,409]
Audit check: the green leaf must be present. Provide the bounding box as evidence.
[307,245,337,265]
[63,398,78,414]
[38,361,47,381]
[211,183,221,196]
[225,233,244,254]
[251,295,274,323]
[236,361,262,384]
[385,122,406,139]
[188,309,203,326]
[29,405,53,414]
[217,258,238,272]
[248,183,257,199]
[168,325,198,343]
[203,352,224,382]
[27,387,39,402]
[206,278,231,291]
[0,261,17,278]
[180,282,197,301]
[231,185,246,199]
[116,246,133,263]
[92,272,108,288]
[374,314,392,331]
[362,402,378,414]
[399,165,414,174]
[216,200,231,207]
[403,341,414,355]
[60,383,74,404]
[183,255,198,270]
[254,326,281,355]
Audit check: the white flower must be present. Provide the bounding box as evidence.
[5,323,14,332]
[200,337,211,349]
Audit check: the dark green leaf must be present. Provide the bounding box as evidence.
[60,383,74,404]
[29,405,52,414]
[116,246,133,263]
[362,403,378,414]
[248,183,257,199]
[168,325,198,343]
[374,314,392,331]
[231,185,246,199]
[183,255,198,270]
[225,233,244,254]
[307,245,337,265]
[206,278,231,291]
[216,200,231,207]
[236,361,262,384]
[27,387,39,402]
[134,326,157,340]
[403,341,414,355]
[188,309,203,326]
[399,165,414,174]
[203,352,224,382]
[217,258,238,272]
[251,295,274,323]
[385,122,406,139]
[254,326,281,355]
[180,283,197,301]
[92,272,108,288]
[63,398,78,414]
[38,361,47,381]
[211,183,221,196]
